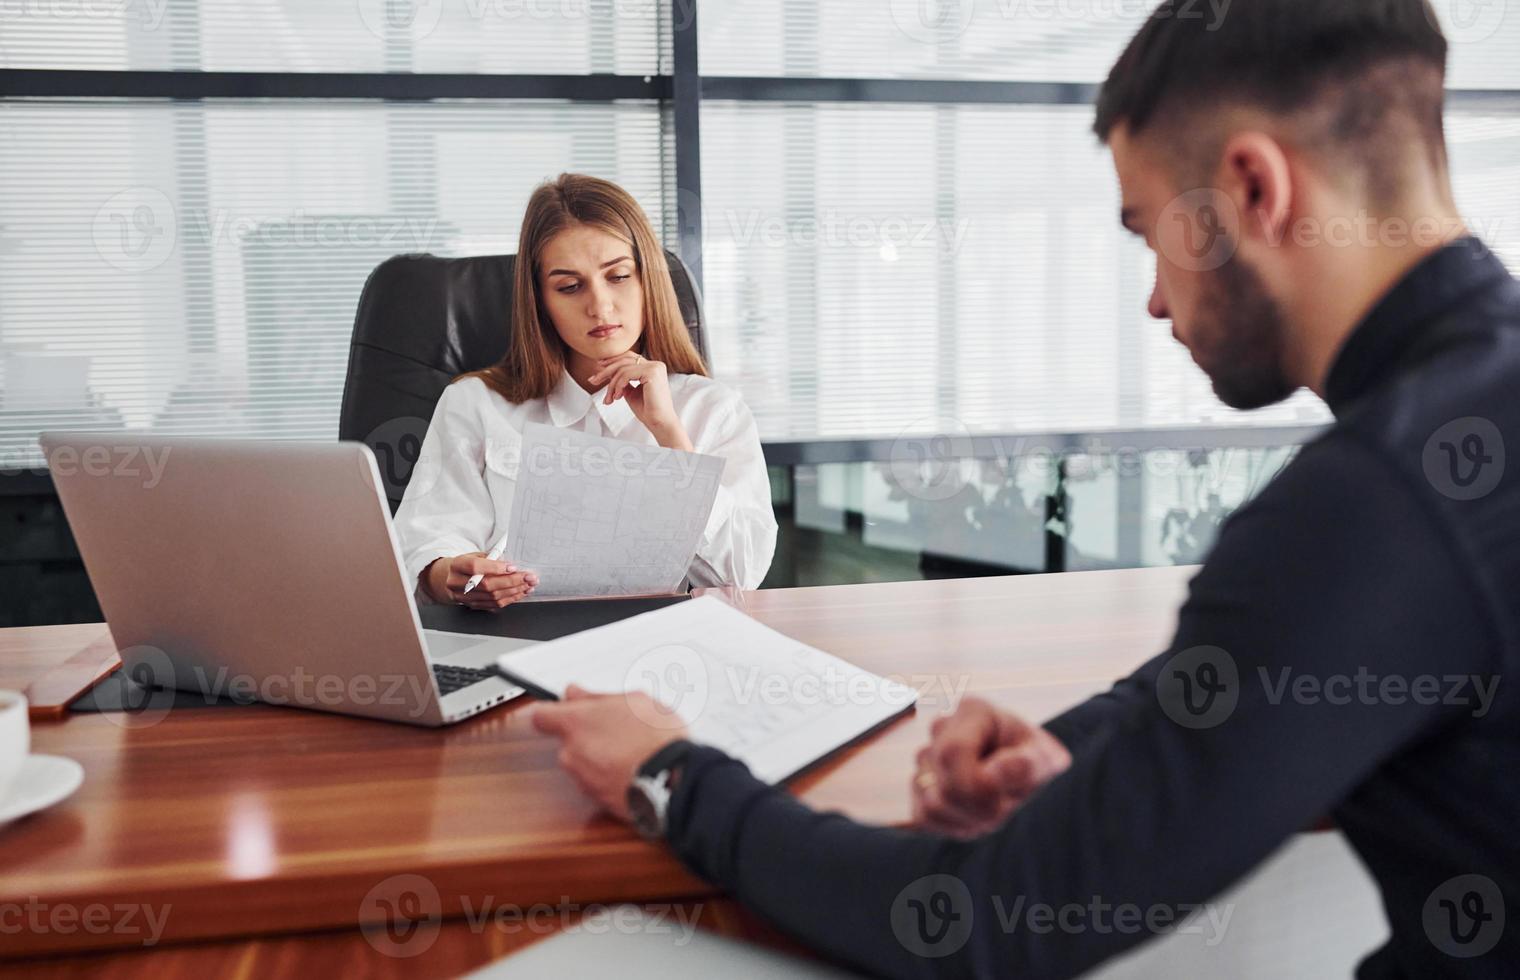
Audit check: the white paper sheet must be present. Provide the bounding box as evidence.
[505,422,725,599]
[498,596,919,783]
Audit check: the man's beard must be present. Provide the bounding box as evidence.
[1190,252,1295,411]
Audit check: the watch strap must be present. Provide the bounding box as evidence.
[638,738,696,779]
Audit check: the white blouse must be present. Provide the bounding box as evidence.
[393,368,778,601]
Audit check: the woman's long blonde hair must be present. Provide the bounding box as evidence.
[461,173,707,403]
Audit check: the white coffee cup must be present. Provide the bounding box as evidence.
[0,691,31,803]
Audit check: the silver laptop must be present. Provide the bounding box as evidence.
[40,432,530,727]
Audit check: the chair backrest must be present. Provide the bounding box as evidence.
[337,250,706,512]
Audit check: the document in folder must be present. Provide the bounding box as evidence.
[498,596,919,783]
[506,423,725,599]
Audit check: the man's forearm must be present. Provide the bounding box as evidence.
[1041,648,1167,755]
[664,739,1258,980]
[667,745,980,980]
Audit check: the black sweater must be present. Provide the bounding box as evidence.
[663,238,1520,979]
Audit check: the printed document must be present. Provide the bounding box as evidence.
[507,423,724,599]
[498,595,919,783]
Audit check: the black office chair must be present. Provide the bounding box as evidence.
[337,250,706,513]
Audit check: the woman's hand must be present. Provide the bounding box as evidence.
[423,552,539,611]
[588,352,693,451]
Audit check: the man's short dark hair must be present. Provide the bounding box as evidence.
[1095,0,1450,193]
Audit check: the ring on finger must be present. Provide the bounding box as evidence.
[914,769,938,791]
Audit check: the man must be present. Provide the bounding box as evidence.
[531,1,1519,975]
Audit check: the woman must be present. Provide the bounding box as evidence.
[395,174,777,610]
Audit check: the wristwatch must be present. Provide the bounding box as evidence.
[627,739,695,841]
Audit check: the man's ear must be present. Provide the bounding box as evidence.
[1217,132,1293,247]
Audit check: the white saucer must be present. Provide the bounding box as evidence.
[0,755,84,824]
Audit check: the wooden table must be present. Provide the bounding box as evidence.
[0,568,1195,976]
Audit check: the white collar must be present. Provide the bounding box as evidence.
[546,367,638,435]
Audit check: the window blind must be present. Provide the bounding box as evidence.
[697,0,1520,442]
[0,0,666,73]
[699,0,1520,89]
[2,1,1516,463]
[0,100,671,469]
[700,100,1520,441]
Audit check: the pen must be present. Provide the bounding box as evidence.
[463,530,511,595]
[494,664,561,701]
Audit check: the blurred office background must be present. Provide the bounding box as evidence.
[1,0,1517,625]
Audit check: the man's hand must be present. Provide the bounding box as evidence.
[529,685,688,822]
[911,698,1072,839]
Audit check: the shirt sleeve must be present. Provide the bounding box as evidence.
[663,433,1500,979]
[686,388,778,591]
[392,379,498,603]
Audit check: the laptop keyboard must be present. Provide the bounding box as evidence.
[432,664,497,696]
